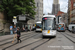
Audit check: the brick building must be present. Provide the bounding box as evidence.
[68,0,75,24]
[56,11,68,27]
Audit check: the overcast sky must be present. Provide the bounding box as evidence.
[43,0,68,14]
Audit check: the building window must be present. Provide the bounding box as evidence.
[73,2,75,7]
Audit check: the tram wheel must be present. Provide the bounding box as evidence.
[53,36,56,38]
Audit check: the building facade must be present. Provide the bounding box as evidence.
[0,0,10,33]
[56,11,64,24]
[34,0,43,22]
[52,0,60,15]
[0,12,10,33]
[27,0,43,29]
[68,0,75,24]
[56,11,68,27]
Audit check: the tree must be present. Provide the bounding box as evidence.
[0,0,36,22]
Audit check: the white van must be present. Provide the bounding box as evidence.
[68,24,75,32]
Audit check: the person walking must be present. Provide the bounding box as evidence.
[74,27,75,33]
[25,26,28,32]
[16,27,21,43]
[12,25,17,43]
[72,26,74,33]
[10,24,13,35]
[32,25,35,31]
[30,26,31,31]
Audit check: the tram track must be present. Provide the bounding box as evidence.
[0,32,33,42]
[0,32,36,46]
[2,33,40,50]
[31,38,50,50]
[60,32,75,43]
[15,38,51,50]
[15,39,43,50]
[65,32,75,38]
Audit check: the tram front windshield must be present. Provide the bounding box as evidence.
[36,23,42,28]
[42,19,53,30]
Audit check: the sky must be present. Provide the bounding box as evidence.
[43,0,68,14]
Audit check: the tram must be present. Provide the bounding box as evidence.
[57,23,65,32]
[42,15,56,37]
[35,21,42,32]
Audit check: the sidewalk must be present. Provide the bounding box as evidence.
[0,31,37,50]
[0,31,32,42]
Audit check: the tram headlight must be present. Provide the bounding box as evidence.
[51,30,56,33]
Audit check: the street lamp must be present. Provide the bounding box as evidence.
[13,16,17,25]
[13,16,16,19]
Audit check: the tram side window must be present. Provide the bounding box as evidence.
[42,21,45,30]
[52,18,56,30]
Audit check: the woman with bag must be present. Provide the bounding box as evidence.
[16,27,21,43]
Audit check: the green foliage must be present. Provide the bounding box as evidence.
[0,0,36,21]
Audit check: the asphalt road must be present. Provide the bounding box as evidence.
[0,31,75,50]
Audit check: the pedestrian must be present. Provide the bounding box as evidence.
[30,26,31,31]
[25,26,28,32]
[74,27,75,33]
[23,27,25,31]
[10,24,13,35]
[72,26,74,33]
[16,27,21,43]
[32,25,35,31]
[12,25,17,43]
[32,25,35,29]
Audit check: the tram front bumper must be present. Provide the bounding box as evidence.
[42,33,56,36]
[42,30,56,36]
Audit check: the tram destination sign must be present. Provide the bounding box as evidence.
[43,17,53,20]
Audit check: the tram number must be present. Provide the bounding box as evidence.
[48,30,50,33]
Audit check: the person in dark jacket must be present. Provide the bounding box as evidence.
[17,27,21,43]
[72,26,75,33]
[25,26,28,32]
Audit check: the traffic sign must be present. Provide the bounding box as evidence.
[13,19,17,23]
